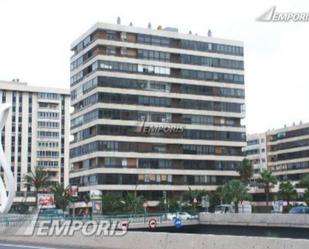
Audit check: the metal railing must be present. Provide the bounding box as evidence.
[0,212,197,227]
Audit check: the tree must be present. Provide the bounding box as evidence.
[183,187,208,204]
[257,169,277,208]
[222,180,251,213]
[304,189,309,206]
[237,158,253,185]
[101,192,123,213]
[301,174,309,189]
[213,186,226,205]
[23,166,51,205]
[278,181,297,208]
[159,197,181,212]
[123,192,144,214]
[301,175,309,206]
[51,183,71,211]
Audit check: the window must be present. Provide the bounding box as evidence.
[106,47,116,55]
[38,93,60,100]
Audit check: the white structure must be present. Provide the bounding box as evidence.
[0,104,15,213]
[0,80,70,206]
[243,133,268,175]
[69,22,245,201]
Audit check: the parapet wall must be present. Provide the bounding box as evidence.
[199,212,309,228]
[1,231,309,249]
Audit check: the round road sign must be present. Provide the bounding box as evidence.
[148,218,157,229]
[121,220,129,231]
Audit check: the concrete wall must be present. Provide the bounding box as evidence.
[1,231,309,249]
[199,212,309,228]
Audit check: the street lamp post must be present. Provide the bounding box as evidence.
[193,197,197,213]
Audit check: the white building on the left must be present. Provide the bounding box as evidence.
[0,79,70,209]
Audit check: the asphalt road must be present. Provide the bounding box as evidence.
[0,242,88,249]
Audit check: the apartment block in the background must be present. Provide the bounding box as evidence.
[267,122,309,183]
[0,80,70,206]
[243,133,267,175]
[69,22,245,202]
[245,122,309,186]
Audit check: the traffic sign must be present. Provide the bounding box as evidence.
[148,218,157,229]
[174,218,182,228]
[121,220,129,231]
[202,195,210,208]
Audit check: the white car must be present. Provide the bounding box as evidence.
[166,212,196,220]
[214,203,252,214]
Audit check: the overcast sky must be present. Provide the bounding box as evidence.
[0,0,308,134]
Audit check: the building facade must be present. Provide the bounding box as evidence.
[69,22,246,201]
[0,80,70,204]
[245,122,309,186]
[267,122,309,184]
[243,133,267,175]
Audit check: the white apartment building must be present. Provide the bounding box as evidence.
[245,122,309,189]
[267,122,309,185]
[243,133,267,175]
[0,80,70,205]
[69,22,245,202]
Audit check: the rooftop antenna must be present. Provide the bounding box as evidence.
[148,22,152,29]
[208,29,212,37]
[117,17,121,25]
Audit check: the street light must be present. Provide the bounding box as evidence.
[193,197,197,213]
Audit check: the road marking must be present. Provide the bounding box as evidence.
[0,242,67,249]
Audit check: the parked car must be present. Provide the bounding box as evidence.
[39,208,65,220]
[214,203,252,214]
[289,206,309,214]
[214,204,233,214]
[166,212,196,220]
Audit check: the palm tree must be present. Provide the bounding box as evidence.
[23,166,51,205]
[123,192,144,214]
[278,181,297,209]
[51,183,71,211]
[237,158,253,185]
[214,186,226,205]
[101,192,123,213]
[222,180,250,213]
[257,169,277,208]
